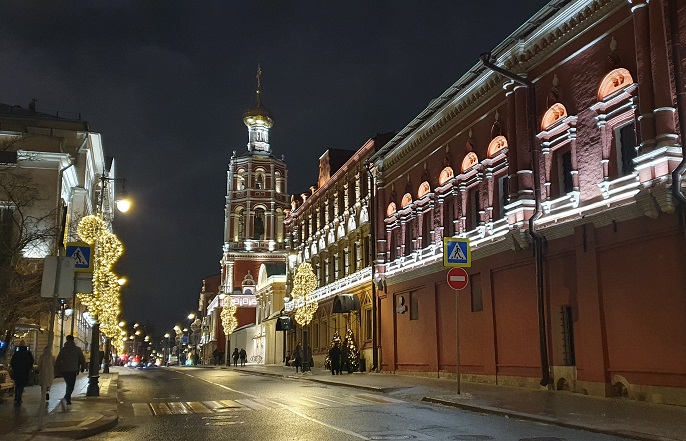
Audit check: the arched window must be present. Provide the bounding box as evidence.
[253,208,265,240]
[233,207,245,241]
[438,167,454,186]
[417,181,430,199]
[401,193,413,208]
[461,152,479,173]
[236,169,246,191]
[254,169,265,189]
[541,103,568,131]
[487,135,508,158]
[386,202,397,217]
[275,171,283,193]
[275,209,284,242]
[598,68,634,101]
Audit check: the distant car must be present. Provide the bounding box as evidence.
[127,355,141,367]
[167,355,178,366]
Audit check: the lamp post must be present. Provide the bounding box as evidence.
[84,174,131,397]
[190,316,201,365]
[164,333,170,366]
[220,293,237,366]
[58,300,74,349]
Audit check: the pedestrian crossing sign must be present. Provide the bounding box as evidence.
[443,237,471,268]
[66,242,93,273]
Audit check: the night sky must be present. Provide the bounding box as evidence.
[2,1,546,334]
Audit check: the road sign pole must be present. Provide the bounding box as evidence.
[456,288,461,395]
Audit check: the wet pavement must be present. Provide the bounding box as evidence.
[2,363,685,440]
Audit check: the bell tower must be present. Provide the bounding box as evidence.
[220,66,289,295]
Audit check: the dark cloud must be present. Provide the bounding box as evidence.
[2,1,547,331]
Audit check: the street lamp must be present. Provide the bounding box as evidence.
[58,300,74,349]
[164,333,171,366]
[80,173,131,397]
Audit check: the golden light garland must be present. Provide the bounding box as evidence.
[293,262,318,326]
[75,215,123,338]
[220,297,238,336]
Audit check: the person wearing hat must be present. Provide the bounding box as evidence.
[10,340,34,406]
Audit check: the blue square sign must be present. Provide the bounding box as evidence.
[443,237,471,267]
[66,243,93,273]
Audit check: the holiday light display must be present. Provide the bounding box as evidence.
[220,296,238,336]
[75,214,124,338]
[292,262,318,326]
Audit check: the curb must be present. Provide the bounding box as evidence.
[421,397,680,441]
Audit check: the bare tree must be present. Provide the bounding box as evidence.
[0,137,56,359]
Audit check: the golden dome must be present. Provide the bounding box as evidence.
[243,65,273,128]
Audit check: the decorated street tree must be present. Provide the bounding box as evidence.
[220,295,237,365]
[293,262,318,326]
[343,328,359,373]
[292,262,318,371]
[324,331,342,370]
[76,215,124,339]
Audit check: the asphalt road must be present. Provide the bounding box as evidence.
[90,366,635,441]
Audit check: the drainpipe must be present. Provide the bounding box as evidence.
[367,164,379,372]
[668,0,686,238]
[480,53,550,387]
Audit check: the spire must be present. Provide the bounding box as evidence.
[243,65,273,154]
[255,64,263,108]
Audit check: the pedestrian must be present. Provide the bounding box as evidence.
[10,340,34,407]
[232,348,239,367]
[306,346,313,372]
[328,343,341,375]
[55,335,86,411]
[294,343,303,373]
[37,346,55,408]
[239,348,247,367]
[213,348,220,365]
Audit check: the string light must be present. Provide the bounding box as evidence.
[75,215,123,338]
[292,262,318,326]
[220,297,238,336]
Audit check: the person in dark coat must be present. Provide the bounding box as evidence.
[293,343,303,373]
[56,335,86,409]
[232,348,239,367]
[10,340,34,406]
[328,343,342,375]
[239,348,247,367]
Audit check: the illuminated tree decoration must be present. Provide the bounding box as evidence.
[220,297,238,336]
[75,215,124,338]
[292,262,318,326]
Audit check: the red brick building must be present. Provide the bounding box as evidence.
[369,0,686,405]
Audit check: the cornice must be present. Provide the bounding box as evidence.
[376,0,622,176]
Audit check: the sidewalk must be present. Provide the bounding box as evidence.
[229,363,686,441]
[0,369,119,440]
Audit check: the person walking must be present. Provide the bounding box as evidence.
[10,340,34,406]
[55,335,86,410]
[37,347,55,412]
[328,343,342,375]
[293,343,303,374]
[239,348,247,367]
[232,348,239,367]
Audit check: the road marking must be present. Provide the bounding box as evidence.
[132,403,152,416]
[285,407,368,439]
[168,402,191,414]
[186,401,212,413]
[218,399,242,408]
[150,403,172,415]
[297,396,333,407]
